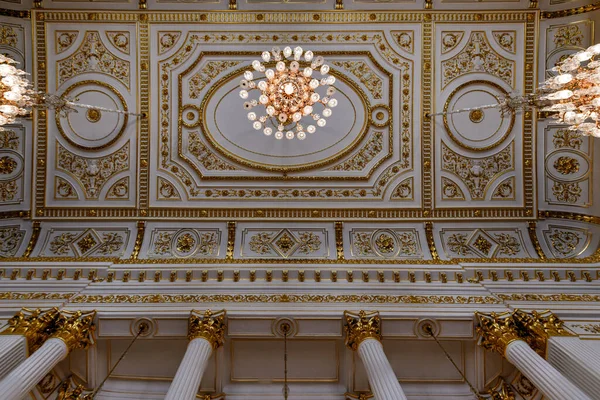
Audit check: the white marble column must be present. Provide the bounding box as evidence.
[165,310,226,400]
[505,340,591,400]
[357,338,408,400]
[164,337,213,400]
[0,338,69,400]
[0,335,28,380]
[546,336,600,399]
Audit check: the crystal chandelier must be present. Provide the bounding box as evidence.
[428,43,600,138]
[239,46,338,140]
[0,54,140,130]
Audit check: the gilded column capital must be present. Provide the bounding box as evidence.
[51,310,96,352]
[188,309,226,349]
[476,311,522,356]
[513,309,574,355]
[0,308,61,353]
[344,310,381,351]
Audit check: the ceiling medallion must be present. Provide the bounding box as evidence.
[428,42,600,138]
[239,46,338,140]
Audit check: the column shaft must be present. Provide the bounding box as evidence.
[505,340,591,400]
[164,337,213,400]
[0,335,27,380]
[0,338,68,400]
[547,336,600,399]
[357,338,407,400]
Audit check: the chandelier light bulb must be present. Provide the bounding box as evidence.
[554,74,573,85]
[239,46,337,140]
[575,51,593,62]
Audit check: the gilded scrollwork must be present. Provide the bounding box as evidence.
[543,226,589,258]
[441,177,465,200]
[441,32,464,54]
[443,229,525,259]
[329,132,383,172]
[44,229,127,257]
[447,233,472,256]
[572,324,600,334]
[551,181,581,203]
[187,132,239,171]
[147,228,220,259]
[441,141,514,200]
[55,177,78,199]
[390,177,413,200]
[552,129,582,150]
[56,142,130,199]
[553,156,579,175]
[494,233,521,256]
[492,31,516,54]
[553,25,583,48]
[0,130,19,150]
[152,232,173,255]
[158,32,181,55]
[297,232,322,255]
[106,31,130,55]
[244,229,326,258]
[189,61,241,99]
[55,31,78,54]
[0,226,25,257]
[391,31,413,54]
[492,177,515,200]
[0,25,18,47]
[350,229,420,259]
[0,180,18,202]
[157,176,181,200]
[248,232,273,255]
[442,31,514,87]
[0,155,17,175]
[331,61,383,99]
[57,31,130,89]
[105,176,129,199]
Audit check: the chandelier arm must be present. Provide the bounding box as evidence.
[426,102,505,118]
[63,100,143,117]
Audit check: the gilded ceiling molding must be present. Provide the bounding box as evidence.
[0,308,61,353]
[497,294,600,302]
[421,13,433,210]
[344,310,381,350]
[23,221,41,258]
[527,221,547,260]
[188,309,226,349]
[539,211,600,226]
[226,222,236,260]
[0,8,30,19]
[541,2,600,19]
[130,221,145,260]
[0,211,29,219]
[138,16,150,210]
[68,294,502,304]
[51,310,96,351]
[335,222,344,260]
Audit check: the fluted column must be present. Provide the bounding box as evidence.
[165,310,226,400]
[514,310,600,399]
[476,311,591,400]
[0,310,96,400]
[0,308,61,380]
[344,311,407,400]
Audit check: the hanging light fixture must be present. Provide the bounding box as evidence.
[0,54,141,131]
[427,43,600,138]
[240,46,337,140]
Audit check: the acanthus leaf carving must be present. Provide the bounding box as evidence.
[0,226,25,257]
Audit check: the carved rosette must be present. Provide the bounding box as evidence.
[344,310,381,351]
[476,312,522,356]
[51,311,97,352]
[188,309,226,349]
[0,308,61,353]
[512,310,573,354]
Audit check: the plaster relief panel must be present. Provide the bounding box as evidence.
[0,220,30,258]
[545,20,594,79]
[238,223,332,259]
[434,222,535,259]
[0,126,27,207]
[32,222,136,258]
[149,23,421,214]
[536,219,600,259]
[40,23,138,215]
[139,222,227,259]
[345,224,428,260]
[433,22,530,214]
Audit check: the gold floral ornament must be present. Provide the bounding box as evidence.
[512,310,573,355]
[51,310,97,351]
[188,309,226,349]
[486,378,516,400]
[240,46,338,140]
[553,156,580,175]
[344,310,381,351]
[475,311,522,356]
[0,308,61,353]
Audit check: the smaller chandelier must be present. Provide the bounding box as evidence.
[539,43,600,137]
[239,46,337,140]
[0,54,34,129]
[0,54,141,131]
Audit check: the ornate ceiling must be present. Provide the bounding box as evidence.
[0,0,599,399]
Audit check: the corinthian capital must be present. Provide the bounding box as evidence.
[51,310,96,352]
[0,308,61,352]
[513,309,573,354]
[344,310,381,351]
[476,311,522,356]
[188,309,226,349]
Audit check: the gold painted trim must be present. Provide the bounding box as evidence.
[541,2,600,19]
[23,221,41,258]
